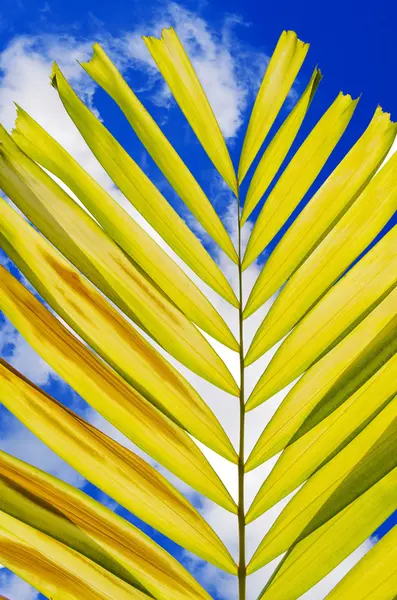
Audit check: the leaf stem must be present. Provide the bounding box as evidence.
[237,199,246,600]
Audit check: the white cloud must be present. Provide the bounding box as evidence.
[0,34,96,132]
[0,570,39,600]
[0,316,55,386]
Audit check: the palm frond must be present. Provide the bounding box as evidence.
[12,106,239,346]
[0,358,236,572]
[50,62,238,305]
[255,466,397,599]
[0,25,396,600]
[0,449,211,600]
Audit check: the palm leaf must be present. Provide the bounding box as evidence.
[326,525,397,599]
[12,106,239,348]
[0,359,236,572]
[242,91,358,270]
[256,465,397,599]
[79,43,238,263]
[50,62,238,306]
[143,28,237,194]
[0,450,211,599]
[0,24,396,600]
[238,30,309,183]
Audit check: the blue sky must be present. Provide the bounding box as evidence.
[0,1,396,599]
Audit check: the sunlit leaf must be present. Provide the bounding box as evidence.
[0,197,237,462]
[0,359,237,573]
[80,43,238,262]
[0,450,211,600]
[143,28,237,194]
[242,92,358,270]
[0,25,396,600]
[244,107,397,316]
[12,105,239,350]
[238,30,309,183]
[0,269,237,515]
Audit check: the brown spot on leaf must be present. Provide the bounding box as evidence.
[0,266,190,448]
[38,248,199,406]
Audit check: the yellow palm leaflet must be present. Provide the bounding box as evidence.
[326,525,397,600]
[241,68,322,225]
[247,394,397,571]
[143,28,237,194]
[238,30,309,184]
[245,143,397,367]
[246,285,397,473]
[0,359,237,573]
[0,270,237,517]
[244,107,397,317]
[242,92,358,270]
[0,198,237,463]
[0,510,151,600]
[246,224,397,406]
[0,127,238,395]
[49,63,238,307]
[246,349,397,516]
[0,449,211,600]
[79,43,237,263]
[12,106,238,349]
[255,466,397,596]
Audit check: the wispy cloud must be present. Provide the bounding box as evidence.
[0,570,39,600]
[0,319,55,386]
